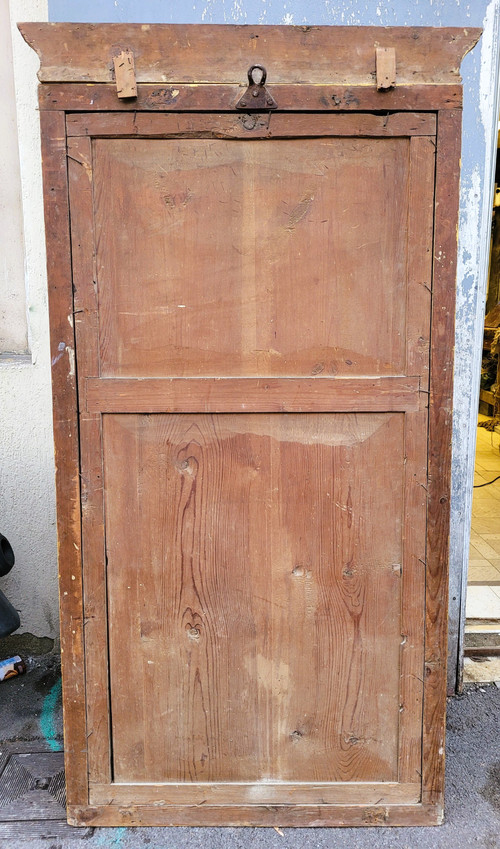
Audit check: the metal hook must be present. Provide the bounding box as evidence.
[236,64,277,111]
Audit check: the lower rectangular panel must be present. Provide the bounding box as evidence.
[101,411,423,798]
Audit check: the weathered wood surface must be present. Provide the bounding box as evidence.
[92,133,416,379]
[66,111,437,138]
[39,83,463,112]
[112,49,137,99]
[422,109,462,809]
[68,802,443,828]
[104,412,405,783]
[376,47,396,91]
[90,781,420,806]
[29,22,467,826]
[39,111,88,809]
[19,24,480,86]
[67,136,111,787]
[86,377,421,413]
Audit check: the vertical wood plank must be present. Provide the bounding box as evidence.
[398,408,427,785]
[39,110,88,807]
[67,135,111,785]
[398,135,435,786]
[376,47,396,91]
[422,108,462,809]
[406,136,435,391]
[112,50,137,99]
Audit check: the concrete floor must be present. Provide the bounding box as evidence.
[1,650,499,849]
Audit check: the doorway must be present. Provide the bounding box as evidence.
[464,123,500,684]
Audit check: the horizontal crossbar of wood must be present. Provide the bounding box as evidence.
[39,84,462,113]
[68,801,442,828]
[90,781,420,806]
[67,111,436,139]
[85,376,422,414]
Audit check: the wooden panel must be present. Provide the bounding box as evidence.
[19,23,480,86]
[104,412,406,784]
[39,111,87,808]
[39,83,463,113]
[66,111,436,138]
[422,109,462,808]
[86,377,421,414]
[93,135,411,379]
[28,18,468,826]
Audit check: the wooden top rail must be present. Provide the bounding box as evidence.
[19,24,480,87]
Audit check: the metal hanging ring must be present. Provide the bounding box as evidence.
[248,64,267,86]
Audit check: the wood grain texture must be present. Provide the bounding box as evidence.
[89,782,420,806]
[28,21,467,824]
[406,136,435,390]
[103,412,405,783]
[19,23,480,86]
[66,111,436,138]
[67,802,443,828]
[67,137,111,786]
[422,109,461,808]
[86,377,421,414]
[113,50,137,99]
[39,83,462,113]
[39,111,87,807]
[92,134,412,379]
[376,47,396,91]
[398,408,428,784]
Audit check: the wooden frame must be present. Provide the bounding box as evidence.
[20,23,480,828]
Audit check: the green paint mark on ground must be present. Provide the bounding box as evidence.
[40,676,63,752]
[94,826,127,846]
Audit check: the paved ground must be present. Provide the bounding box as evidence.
[1,649,499,848]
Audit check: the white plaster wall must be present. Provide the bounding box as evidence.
[0,0,57,639]
[0,1,28,354]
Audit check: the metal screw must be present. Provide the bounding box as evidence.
[240,100,247,107]
[252,90,259,97]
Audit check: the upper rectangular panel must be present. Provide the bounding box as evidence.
[19,24,480,86]
[93,134,415,378]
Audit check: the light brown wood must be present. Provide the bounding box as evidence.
[397,134,434,785]
[19,23,480,86]
[422,108,462,809]
[38,83,463,113]
[27,23,470,828]
[376,47,396,90]
[86,377,421,414]
[66,111,437,138]
[91,131,425,380]
[39,111,88,809]
[67,802,443,828]
[104,412,407,783]
[113,49,137,99]
[67,136,111,786]
[89,781,420,806]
